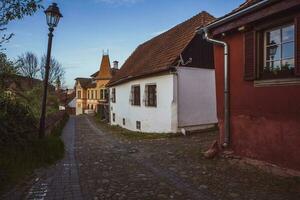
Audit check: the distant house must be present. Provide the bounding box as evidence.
[200,0,300,171]
[75,53,118,118]
[3,75,55,98]
[107,11,217,133]
[56,89,76,115]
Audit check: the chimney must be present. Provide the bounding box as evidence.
[113,61,119,69]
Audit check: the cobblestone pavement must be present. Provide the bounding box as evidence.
[6,115,299,200]
[76,115,300,200]
[24,116,83,200]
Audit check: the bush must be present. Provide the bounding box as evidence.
[0,136,64,194]
[0,111,68,195]
[0,94,38,148]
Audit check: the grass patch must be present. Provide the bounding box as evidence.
[93,116,181,140]
[0,115,68,195]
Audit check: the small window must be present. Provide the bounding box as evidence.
[262,24,295,79]
[77,90,81,99]
[130,85,141,106]
[100,89,104,100]
[112,113,115,122]
[145,84,157,107]
[91,90,94,99]
[104,89,109,100]
[111,88,116,103]
[100,89,108,100]
[95,90,98,99]
[136,121,141,130]
[123,118,125,125]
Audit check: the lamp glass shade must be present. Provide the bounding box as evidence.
[45,3,62,28]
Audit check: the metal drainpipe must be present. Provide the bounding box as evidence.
[199,28,230,147]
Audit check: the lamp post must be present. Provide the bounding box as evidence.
[65,88,68,111]
[39,3,63,138]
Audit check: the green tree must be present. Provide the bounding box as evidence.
[0,52,17,91]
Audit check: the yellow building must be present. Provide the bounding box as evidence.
[75,53,118,118]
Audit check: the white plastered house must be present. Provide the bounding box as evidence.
[107,11,218,133]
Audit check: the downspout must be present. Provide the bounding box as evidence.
[198,28,230,147]
[170,67,180,134]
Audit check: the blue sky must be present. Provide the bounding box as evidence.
[4,0,244,88]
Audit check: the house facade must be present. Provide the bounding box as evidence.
[75,54,118,118]
[201,0,300,171]
[108,12,218,133]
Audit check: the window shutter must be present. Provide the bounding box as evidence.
[295,15,300,76]
[244,31,256,80]
[154,86,157,106]
[144,85,148,106]
[130,86,134,105]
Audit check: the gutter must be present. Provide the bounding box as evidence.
[202,0,274,32]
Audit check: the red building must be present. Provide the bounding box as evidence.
[199,0,300,171]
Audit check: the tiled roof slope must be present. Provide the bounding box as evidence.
[232,0,262,12]
[75,78,96,89]
[108,11,215,86]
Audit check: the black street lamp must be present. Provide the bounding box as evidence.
[39,3,62,138]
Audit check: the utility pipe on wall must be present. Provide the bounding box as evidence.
[198,28,230,147]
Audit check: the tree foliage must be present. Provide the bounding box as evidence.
[0,0,42,48]
[0,52,17,91]
[0,94,37,147]
[17,51,39,78]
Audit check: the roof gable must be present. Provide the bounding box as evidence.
[109,11,215,86]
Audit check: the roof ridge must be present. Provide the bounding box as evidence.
[109,11,215,86]
[139,11,214,48]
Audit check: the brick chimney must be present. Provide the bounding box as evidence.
[113,61,119,69]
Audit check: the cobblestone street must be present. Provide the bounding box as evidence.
[25,116,83,200]
[6,115,299,200]
[75,115,300,200]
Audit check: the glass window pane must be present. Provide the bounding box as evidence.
[266,29,280,45]
[282,42,294,59]
[282,25,294,43]
[266,45,281,61]
[281,59,295,70]
[265,61,281,72]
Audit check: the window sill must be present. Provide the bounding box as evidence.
[145,106,157,108]
[254,78,300,87]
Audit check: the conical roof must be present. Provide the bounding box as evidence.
[95,54,112,80]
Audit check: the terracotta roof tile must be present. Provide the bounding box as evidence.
[90,54,116,80]
[108,11,215,86]
[232,0,262,12]
[75,78,96,89]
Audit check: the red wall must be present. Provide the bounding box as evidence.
[214,32,300,171]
